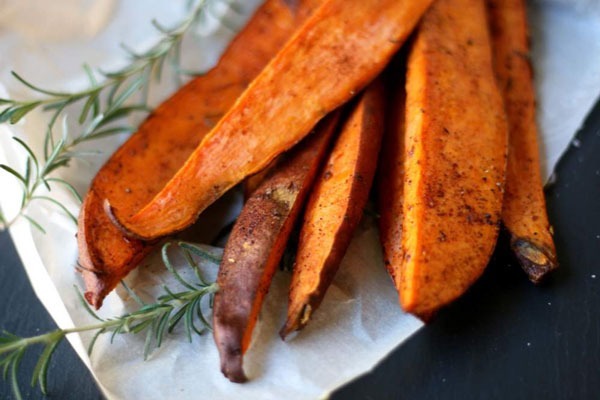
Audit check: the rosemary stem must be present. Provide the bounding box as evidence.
[1,283,219,355]
[0,331,64,355]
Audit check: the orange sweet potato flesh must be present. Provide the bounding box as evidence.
[109,0,435,241]
[213,113,340,383]
[77,0,324,308]
[281,81,385,337]
[488,0,558,283]
[398,0,508,318]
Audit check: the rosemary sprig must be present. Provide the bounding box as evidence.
[0,241,221,400]
[0,0,242,232]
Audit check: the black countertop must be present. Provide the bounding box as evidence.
[1,98,599,399]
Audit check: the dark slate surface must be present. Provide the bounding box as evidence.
[1,99,599,399]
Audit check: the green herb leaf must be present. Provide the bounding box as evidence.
[0,165,27,187]
[9,102,42,124]
[31,339,62,394]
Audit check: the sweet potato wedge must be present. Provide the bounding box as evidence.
[398,0,508,317]
[488,0,558,282]
[108,0,435,240]
[213,113,340,383]
[281,80,385,337]
[77,0,324,308]
[377,57,407,289]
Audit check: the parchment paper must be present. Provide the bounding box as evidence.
[0,1,598,399]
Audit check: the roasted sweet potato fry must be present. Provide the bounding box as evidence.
[281,81,385,337]
[77,0,324,308]
[397,0,508,317]
[378,58,407,288]
[108,0,435,240]
[213,113,340,383]
[488,0,558,282]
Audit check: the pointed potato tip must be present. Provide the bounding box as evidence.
[214,319,248,383]
[218,346,248,383]
[221,363,248,384]
[279,322,294,341]
[280,303,313,340]
[77,265,107,310]
[511,238,558,284]
[75,251,107,310]
[84,290,103,310]
[279,314,300,341]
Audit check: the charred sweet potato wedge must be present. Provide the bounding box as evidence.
[213,113,340,383]
[281,81,385,337]
[488,0,558,282]
[108,0,435,240]
[77,0,324,308]
[397,0,509,318]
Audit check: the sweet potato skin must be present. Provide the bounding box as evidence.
[488,0,558,282]
[77,0,324,308]
[280,81,385,337]
[213,113,339,383]
[399,0,508,317]
[111,0,435,240]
